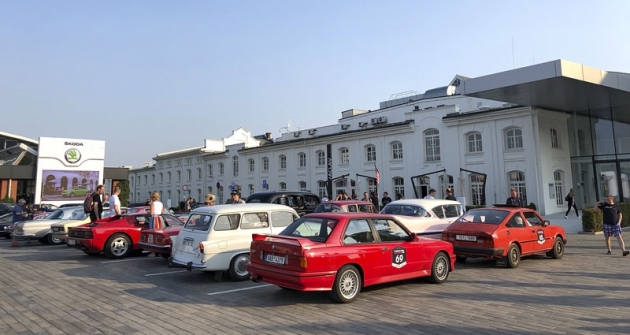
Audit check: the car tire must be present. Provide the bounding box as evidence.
[547,237,564,259]
[429,252,450,284]
[104,233,133,259]
[330,265,361,303]
[39,238,48,244]
[455,255,467,263]
[506,243,520,268]
[47,234,64,245]
[228,253,251,281]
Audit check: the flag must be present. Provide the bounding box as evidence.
[375,164,380,185]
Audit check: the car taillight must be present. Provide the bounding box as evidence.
[299,256,308,268]
[199,242,204,254]
[443,233,454,242]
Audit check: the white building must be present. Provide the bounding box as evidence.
[129,60,630,214]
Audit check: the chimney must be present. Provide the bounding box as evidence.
[265,132,272,140]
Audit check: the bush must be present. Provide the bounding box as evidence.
[117,180,130,207]
[581,208,603,232]
[620,202,630,227]
[528,202,537,210]
[1,196,15,203]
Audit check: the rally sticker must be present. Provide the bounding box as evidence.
[537,229,545,244]
[392,246,407,268]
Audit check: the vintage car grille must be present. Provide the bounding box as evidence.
[68,230,93,239]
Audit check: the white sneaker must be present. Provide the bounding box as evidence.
[565,216,568,219]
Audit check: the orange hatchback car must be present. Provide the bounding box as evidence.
[442,205,566,268]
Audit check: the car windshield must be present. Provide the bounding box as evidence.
[46,209,67,220]
[70,209,87,220]
[184,214,213,231]
[280,217,338,242]
[456,209,509,224]
[314,204,343,213]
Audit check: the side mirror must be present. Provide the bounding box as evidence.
[410,233,419,242]
[543,220,550,227]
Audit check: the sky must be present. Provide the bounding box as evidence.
[2,0,630,169]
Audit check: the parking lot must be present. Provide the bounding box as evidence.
[0,234,629,335]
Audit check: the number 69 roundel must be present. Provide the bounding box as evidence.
[392,246,407,268]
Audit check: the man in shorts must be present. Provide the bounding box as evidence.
[593,194,629,256]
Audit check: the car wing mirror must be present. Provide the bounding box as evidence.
[543,220,550,227]
[410,232,419,242]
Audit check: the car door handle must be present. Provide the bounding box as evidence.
[381,247,389,251]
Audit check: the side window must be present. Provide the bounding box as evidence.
[382,205,401,214]
[347,205,358,212]
[162,215,180,227]
[343,219,375,245]
[214,214,240,231]
[505,213,525,228]
[373,219,410,241]
[270,211,295,228]
[523,212,542,226]
[241,212,269,229]
[443,205,461,218]
[432,206,445,219]
[358,204,373,213]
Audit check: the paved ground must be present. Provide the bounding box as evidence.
[0,233,629,335]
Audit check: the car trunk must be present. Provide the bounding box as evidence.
[443,222,498,245]
[172,228,208,265]
[250,234,317,272]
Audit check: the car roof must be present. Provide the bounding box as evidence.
[320,200,374,206]
[191,203,299,215]
[471,206,536,213]
[385,199,462,206]
[304,212,395,220]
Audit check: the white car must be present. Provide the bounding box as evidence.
[11,206,88,245]
[380,199,463,238]
[170,204,299,281]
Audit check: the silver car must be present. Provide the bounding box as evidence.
[11,206,88,245]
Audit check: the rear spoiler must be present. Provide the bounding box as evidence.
[251,233,318,248]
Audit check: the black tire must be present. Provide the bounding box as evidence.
[429,252,450,284]
[228,253,251,281]
[547,237,564,259]
[330,265,361,303]
[47,234,64,245]
[161,253,170,259]
[455,255,468,263]
[506,243,520,268]
[39,238,48,244]
[104,233,133,259]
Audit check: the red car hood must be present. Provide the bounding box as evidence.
[444,222,499,235]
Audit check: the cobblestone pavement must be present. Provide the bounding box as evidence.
[0,234,629,335]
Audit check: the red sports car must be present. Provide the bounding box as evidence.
[138,225,183,258]
[66,213,181,259]
[247,212,455,303]
[442,205,567,268]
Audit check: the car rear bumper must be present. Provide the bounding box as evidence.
[454,246,504,256]
[11,232,37,240]
[171,257,207,270]
[246,263,336,291]
[138,242,171,253]
[67,238,100,253]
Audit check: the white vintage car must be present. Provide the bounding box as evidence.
[170,204,299,281]
[11,206,89,245]
[380,199,463,238]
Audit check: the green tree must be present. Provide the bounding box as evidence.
[118,180,130,207]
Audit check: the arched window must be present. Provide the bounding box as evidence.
[279,182,287,190]
[470,174,485,206]
[279,155,286,169]
[340,148,349,164]
[393,177,404,199]
[505,127,523,150]
[550,128,559,149]
[248,159,255,172]
[233,156,239,177]
[262,157,269,171]
[316,150,325,166]
[554,170,564,205]
[466,132,483,153]
[299,181,307,191]
[298,152,306,167]
[508,170,527,204]
[365,144,376,162]
[424,129,440,161]
[317,181,327,199]
[391,141,403,160]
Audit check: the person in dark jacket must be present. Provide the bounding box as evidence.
[445,188,457,201]
[505,189,523,207]
[564,188,579,219]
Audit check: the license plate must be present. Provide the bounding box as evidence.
[67,239,76,246]
[147,234,154,244]
[265,254,286,265]
[456,235,477,242]
[183,238,193,246]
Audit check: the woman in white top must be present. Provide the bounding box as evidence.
[149,192,165,230]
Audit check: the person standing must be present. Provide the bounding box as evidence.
[505,188,523,207]
[593,194,629,256]
[564,188,579,219]
[149,192,165,230]
[370,191,379,209]
[90,185,105,222]
[184,198,192,212]
[382,192,392,206]
[362,192,370,202]
[424,189,436,199]
[12,199,28,223]
[204,193,216,206]
[445,188,457,201]
[108,186,122,217]
[228,190,245,204]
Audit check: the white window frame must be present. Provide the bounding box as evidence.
[340,148,349,164]
[233,156,239,177]
[554,170,563,205]
[508,170,527,205]
[279,155,287,170]
[467,132,483,153]
[391,142,403,160]
[248,159,255,172]
[393,177,404,199]
[424,129,440,162]
[505,128,523,150]
[298,153,306,167]
[365,145,376,162]
[317,151,325,166]
[550,128,559,149]
[262,157,269,171]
